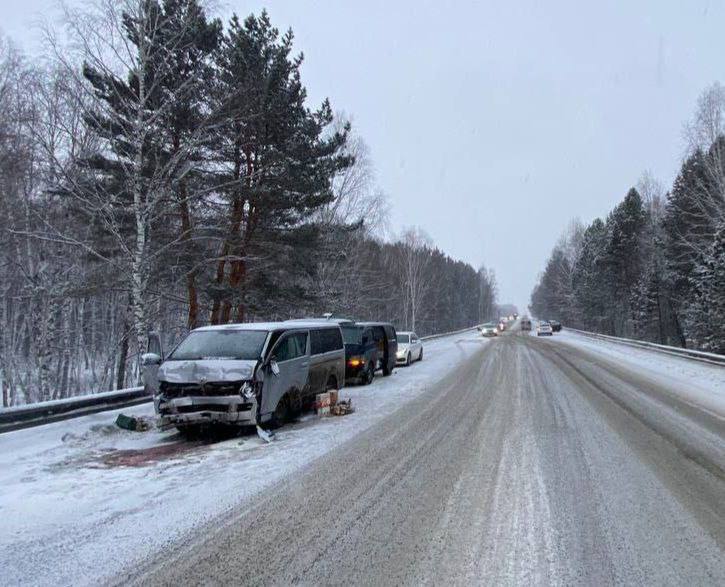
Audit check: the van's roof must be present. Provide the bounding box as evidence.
[287,317,355,325]
[194,320,343,332]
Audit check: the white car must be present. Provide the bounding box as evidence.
[536,321,553,336]
[396,331,423,366]
[480,323,498,337]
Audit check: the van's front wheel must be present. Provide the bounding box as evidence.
[270,394,291,428]
[176,425,202,440]
[361,363,374,385]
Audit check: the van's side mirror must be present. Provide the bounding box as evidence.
[269,358,280,376]
[147,332,164,361]
[141,352,162,366]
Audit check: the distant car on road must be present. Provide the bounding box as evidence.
[536,321,553,336]
[480,322,498,337]
[549,320,562,332]
[396,332,423,365]
[520,318,532,331]
[498,321,506,333]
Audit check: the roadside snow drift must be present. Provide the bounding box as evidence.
[0,330,485,587]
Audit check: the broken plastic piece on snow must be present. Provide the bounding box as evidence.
[256,425,275,443]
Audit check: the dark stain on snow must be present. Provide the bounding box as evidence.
[100,441,209,467]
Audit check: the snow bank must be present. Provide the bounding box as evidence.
[0,330,486,587]
[556,329,725,418]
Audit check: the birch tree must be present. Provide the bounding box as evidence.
[42,0,222,365]
[397,227,433,331]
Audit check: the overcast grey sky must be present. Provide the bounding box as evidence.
[3,0,724,311]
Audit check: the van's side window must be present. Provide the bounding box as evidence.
[362,329,372,346]
[275,333,308,362]
[326,328,343,351]
[311,328,343,355]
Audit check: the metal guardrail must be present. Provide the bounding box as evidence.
[0,387,148,434]
[0,324,482,434]
[566,327,725,367]
[420,324,481,342]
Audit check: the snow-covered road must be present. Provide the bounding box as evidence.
[130,328,725,586]
[3,326,724,586]
[0,329,485,586]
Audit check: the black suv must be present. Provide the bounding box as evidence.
[339,322,378,384]
[549,320,562,332]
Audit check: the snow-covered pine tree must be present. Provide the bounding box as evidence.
[689,222,725,353]
[206,11,352,324]
[601,188,647,336]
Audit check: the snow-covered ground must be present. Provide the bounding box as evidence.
[555,329,725,418]
[0,330,486,587]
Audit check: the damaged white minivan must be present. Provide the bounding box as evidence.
[142,322,345,437]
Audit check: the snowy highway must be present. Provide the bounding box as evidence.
[130,329,725,586]
[3,327,725,585]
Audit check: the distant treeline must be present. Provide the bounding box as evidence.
[0,1,497,406]
[531,83,725,354]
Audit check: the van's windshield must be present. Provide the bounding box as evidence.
[168,330,268,361]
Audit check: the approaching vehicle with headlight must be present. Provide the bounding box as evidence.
[480,323,498,337]
[141,321,345,436]
[536,321,553,336]
[396,331,423,366]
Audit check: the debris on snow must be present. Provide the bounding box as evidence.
[115,413,153,432]
[256,425,275,443]
[316,391,332,416]
[331,399,354,416]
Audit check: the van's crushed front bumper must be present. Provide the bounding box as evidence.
[155,380,258,428]
[157,395,257,428]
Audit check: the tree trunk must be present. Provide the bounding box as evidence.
[116,315,130,391]
[178,182,199,329]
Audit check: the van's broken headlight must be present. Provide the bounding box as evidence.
[240,381,255,399]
